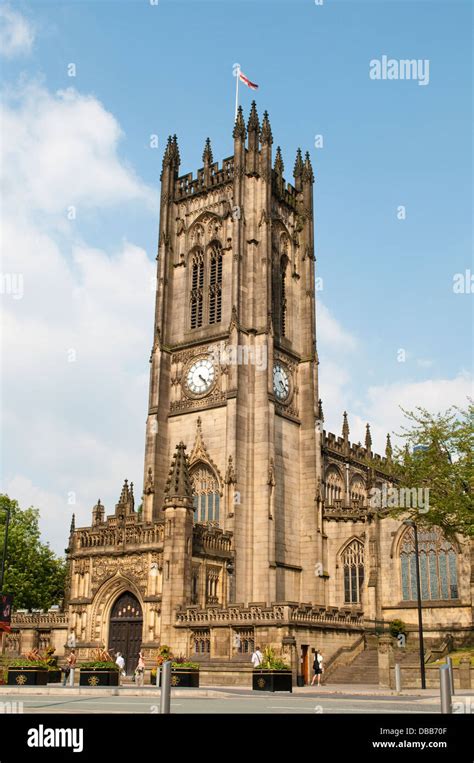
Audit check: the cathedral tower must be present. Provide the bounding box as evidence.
[143,104,323,605]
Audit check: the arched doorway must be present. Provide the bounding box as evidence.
[108,592,143,675]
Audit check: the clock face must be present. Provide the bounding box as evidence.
[186,357,215,396]
[273,363,290,401]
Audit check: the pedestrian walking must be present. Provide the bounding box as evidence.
[251,645,263,668]
[134,651,146,687]
[62,649,77,686]
[311,649,324,686]
[115,651,126,678]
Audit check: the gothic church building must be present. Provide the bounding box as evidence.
[63,105,473,681]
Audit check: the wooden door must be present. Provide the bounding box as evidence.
[108,592,143,675]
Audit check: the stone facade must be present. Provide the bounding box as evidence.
[9,105,473,678]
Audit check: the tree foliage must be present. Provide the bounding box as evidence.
[390,401,473,537]
[0,494,66,610]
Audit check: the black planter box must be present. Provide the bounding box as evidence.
[79,669,119,687]
[252,670,293,692]
[150,669,200,688]
[47,670,62,684]
[7,668,49,686]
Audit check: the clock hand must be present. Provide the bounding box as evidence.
[199,374,206,382]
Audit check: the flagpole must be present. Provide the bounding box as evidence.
[234,70,239,122]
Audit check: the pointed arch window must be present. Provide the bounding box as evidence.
[208,242,223,325]
[190,464,220,526]
[350,478,366,504]
[190,250,204,329]
[280,255,288,337]
[326,469,343,505]
[342,540,364,604]
[400,527,458,601]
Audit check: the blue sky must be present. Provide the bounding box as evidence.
[1,0,472,551]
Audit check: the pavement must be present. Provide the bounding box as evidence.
[1,683,472,697]
[0,684,472,714]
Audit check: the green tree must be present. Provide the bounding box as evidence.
[390,401,473,537]
[0,494,66,610]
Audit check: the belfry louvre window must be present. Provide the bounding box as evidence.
[343,540,364,604]
[208,243,223,325]
[280,257,287,337]
[191,464,220,525]
[190,250,204,328]
[400,527,458,601]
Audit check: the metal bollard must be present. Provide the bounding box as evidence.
[440,666,452,714]
[155,666,160,687]
[160,660,171,714]
[395,663,402,693]
[69,668,75,688]
[446,656,455,695]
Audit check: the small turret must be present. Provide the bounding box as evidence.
[260,110,273,146]
[293,148,304,191]
[164,442,194,510]
[115,479,135,516]
[247,101,260,173]
[92,499,104,526]
[233,105,246,141]
[365,423,372,454]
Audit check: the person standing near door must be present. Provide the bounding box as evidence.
[115,651,126,679]
[311,649,324,686]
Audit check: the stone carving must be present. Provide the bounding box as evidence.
[225,455,237,485]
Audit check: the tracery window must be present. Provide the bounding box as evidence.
[192,629,210,654]
[400,527,458,601]
[191,464,220,525]
[206,568,220,605]
[208,242,223,325]
[350,477,366,504]
[233,628,255,654]
[342,540,365,604]
[326,469,343,505]
[190,249,204,329]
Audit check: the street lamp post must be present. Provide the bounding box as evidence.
[404,518,426,689]
[0,506,11,593]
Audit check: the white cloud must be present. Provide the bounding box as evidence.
[0,4,35,58]
[1,80,156,553]
[361,371,473,453]
[316,303,472,457]
[318,301,358,352]
[1,83,156,215]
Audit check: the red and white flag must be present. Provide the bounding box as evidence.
[238,71,259,90]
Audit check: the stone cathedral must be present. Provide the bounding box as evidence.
[55,104,472,683]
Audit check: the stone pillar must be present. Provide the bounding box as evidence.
[459,657,471,690]
[377,635,393,688]
[160,443,194,647]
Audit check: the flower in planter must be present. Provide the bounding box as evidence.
[79,661,119,671]
[256,646,290,671]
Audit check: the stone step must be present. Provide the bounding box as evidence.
[328,648,379,685]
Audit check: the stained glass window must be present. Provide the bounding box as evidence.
[190,464,221,527]
[400,527,458,601]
